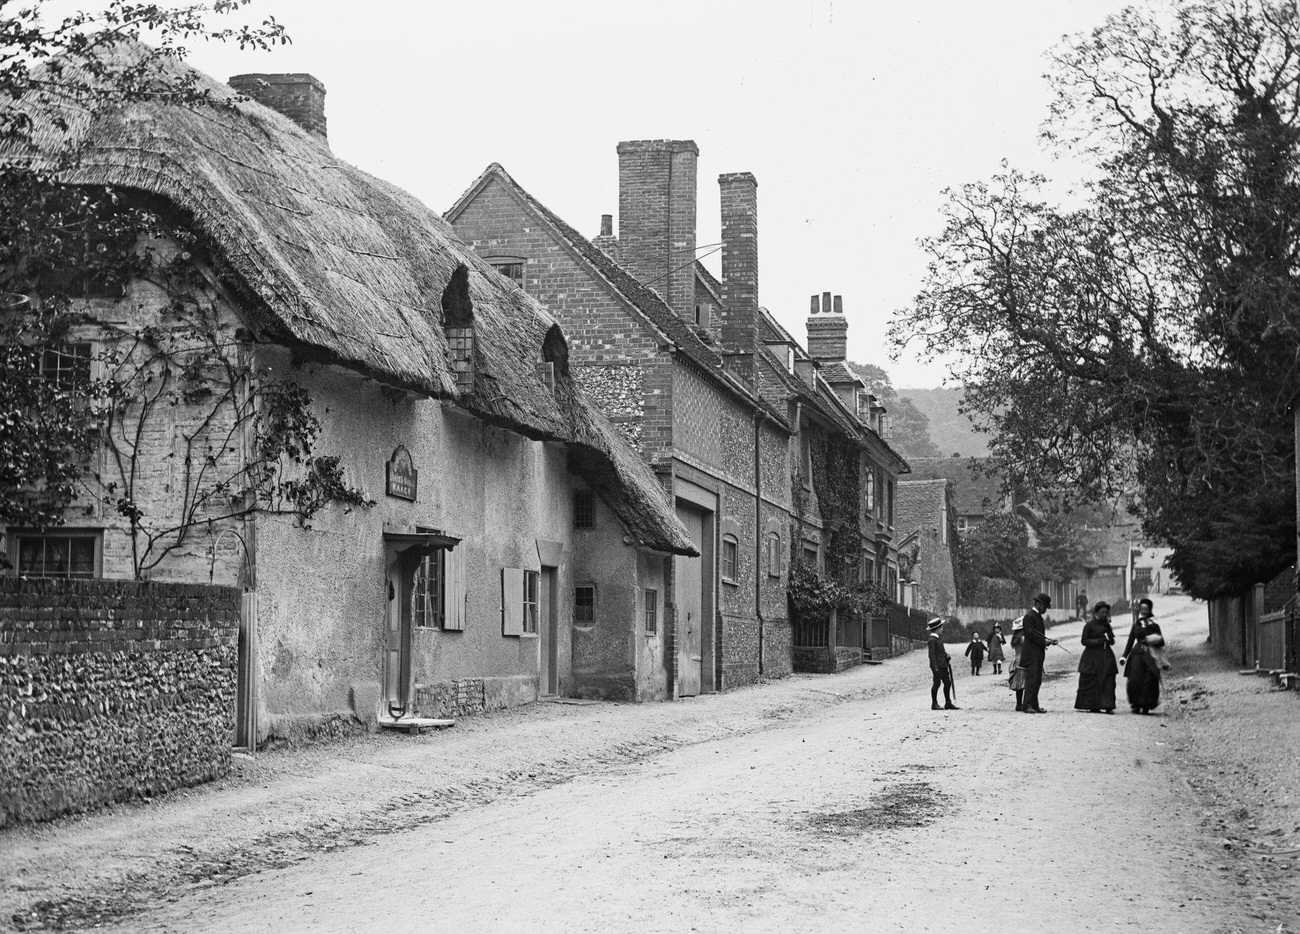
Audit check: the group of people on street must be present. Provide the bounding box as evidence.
[927,595,1170,714]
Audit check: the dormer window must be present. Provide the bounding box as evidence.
[443,264,475,390]
[487,255,526,291]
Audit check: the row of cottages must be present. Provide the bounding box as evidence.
[446,142,912,684]
[3,60,698,745]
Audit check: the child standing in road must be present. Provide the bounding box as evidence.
[964,632,987,675]
[987,623,1006,675]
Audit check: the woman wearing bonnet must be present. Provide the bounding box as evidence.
[1121,598,1166,714]
[1074,601,1118,713]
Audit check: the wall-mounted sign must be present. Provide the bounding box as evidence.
[386,445,418,501]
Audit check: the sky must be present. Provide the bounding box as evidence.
[84,0,1130,388]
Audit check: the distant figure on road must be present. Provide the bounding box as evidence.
[1008,617,1026,710]
[927,617,959,711]
[1121,598,1165,714]
[1075,591,1088,620]
[987,623,1006,675]
[1020,592,1058,714]
[964,632,986,675]
[1074,601,1118,714]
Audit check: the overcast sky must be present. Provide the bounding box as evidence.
[141,0,1129,388]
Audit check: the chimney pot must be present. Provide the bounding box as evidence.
[809,294,819,315]
[833,295,843,315]
[229,73,328,142]
[822,291,832,314]
[599,214,613,237]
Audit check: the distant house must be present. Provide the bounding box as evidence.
[3,62,696,743]
[895,478,958,615]
[906,456,1012,532]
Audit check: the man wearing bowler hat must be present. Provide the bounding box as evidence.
[1020,592,1058,713]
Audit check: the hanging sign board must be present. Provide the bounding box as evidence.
[386,445,418,501]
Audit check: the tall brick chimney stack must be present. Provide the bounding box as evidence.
[719,172,759,378]
[228,73,328,142]
[616,140,698,321]
[807,292,848,362]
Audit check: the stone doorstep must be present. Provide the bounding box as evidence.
[378,716,455,735]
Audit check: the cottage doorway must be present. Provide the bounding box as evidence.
[539,566,559,695]
[674,504,706,697]
[385,550,419,718]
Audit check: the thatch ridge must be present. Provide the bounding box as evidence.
[3,46,696,556]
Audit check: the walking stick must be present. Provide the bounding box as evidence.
[947,662,957,703]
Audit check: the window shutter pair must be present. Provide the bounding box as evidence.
[443,545,467,631]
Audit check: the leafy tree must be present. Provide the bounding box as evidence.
[892,0,1300,599]
[956,514,1034,599]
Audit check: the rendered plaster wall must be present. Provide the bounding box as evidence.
[0,578,239,825]
[565,492,664,701]
[252,354,588,739]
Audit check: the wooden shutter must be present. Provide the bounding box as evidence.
[443,545,467,631]
[501,567,524,636]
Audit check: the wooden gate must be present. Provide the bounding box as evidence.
[1258,608,1292,672]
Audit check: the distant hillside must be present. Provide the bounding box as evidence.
[897,387,988,457]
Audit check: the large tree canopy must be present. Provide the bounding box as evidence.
[892,0,1300,599]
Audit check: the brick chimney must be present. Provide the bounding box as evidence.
[807,292,848,363]
[719,172,759,381]
[228,73,327,142]
[616,140,698,320]
[592,213,619,259]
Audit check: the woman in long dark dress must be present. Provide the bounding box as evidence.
[1121,598,1164,714]
[1074,601,1118,713]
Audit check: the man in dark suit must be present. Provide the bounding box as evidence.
[1020,592,1058,713]
[927,617,959,710]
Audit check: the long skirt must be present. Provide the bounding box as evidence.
[1008,666,1026,691]
[1125,650,1161,711]
[1074,669,1117,710]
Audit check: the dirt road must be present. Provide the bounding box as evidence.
[3,596,1296,933]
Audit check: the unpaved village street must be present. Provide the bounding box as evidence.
[3,596,1297,933]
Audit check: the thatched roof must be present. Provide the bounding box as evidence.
[4,47,696,556]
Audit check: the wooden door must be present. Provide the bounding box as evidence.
[675,504,704,697]
[540,567,558,695]
[384,552,416,717]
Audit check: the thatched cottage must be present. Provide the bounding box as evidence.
[2,56,696,744]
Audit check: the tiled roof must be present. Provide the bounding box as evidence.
[906,456,1003,516]
[896,479,950,534]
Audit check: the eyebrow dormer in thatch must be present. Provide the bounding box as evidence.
[5,46,695,557]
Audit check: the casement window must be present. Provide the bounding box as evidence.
[644,588,658,635]
[721,535,739,583]
[887,480,895,528]
[860,555,876,585]
[11,530,101,578]
[574,585,596,624]
[411,545,466,631]
[487,257,526,290]
[40,344,93,390]
[412,552,444,629]
[573,489,596,529]
[447,327,475,389]
[765,532,781,577]
[803,544,819,570]
[865,469,876,515]
[501,567,541,636]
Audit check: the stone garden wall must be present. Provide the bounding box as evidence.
[0,578,240,826]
